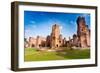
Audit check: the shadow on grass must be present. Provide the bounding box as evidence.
[56,48,90,59]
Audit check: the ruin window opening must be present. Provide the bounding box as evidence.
[32,44,35,47]
[56,44,58,47]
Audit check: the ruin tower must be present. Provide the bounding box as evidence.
[36,36,41,48]
[63,37,66,47]
[77,16,90,48]
[51,24,60,48]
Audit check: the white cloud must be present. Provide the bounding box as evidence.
[24,29,31,38]
[60,26,63,30]
[81,14,90,18]
[25,29,31,33]
[30,21,36,24]
[32,25,37,28]
[27,24,37,29]
[70,21,75,24]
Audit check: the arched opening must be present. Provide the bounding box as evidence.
[59,41,61,43]
[56,44,58,47]
[39,44,41,48]
[32,44,35,47]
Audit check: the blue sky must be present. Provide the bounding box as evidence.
[24,11,90,39]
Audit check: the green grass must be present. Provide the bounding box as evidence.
[24,47,90,62]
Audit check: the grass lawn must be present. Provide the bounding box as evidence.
[24,47,90,62]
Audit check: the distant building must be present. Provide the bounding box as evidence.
[29,37,36,47]
[24,38,29,48]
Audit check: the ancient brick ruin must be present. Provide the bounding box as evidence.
[24,16,90,49]
[76,16,90,48]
